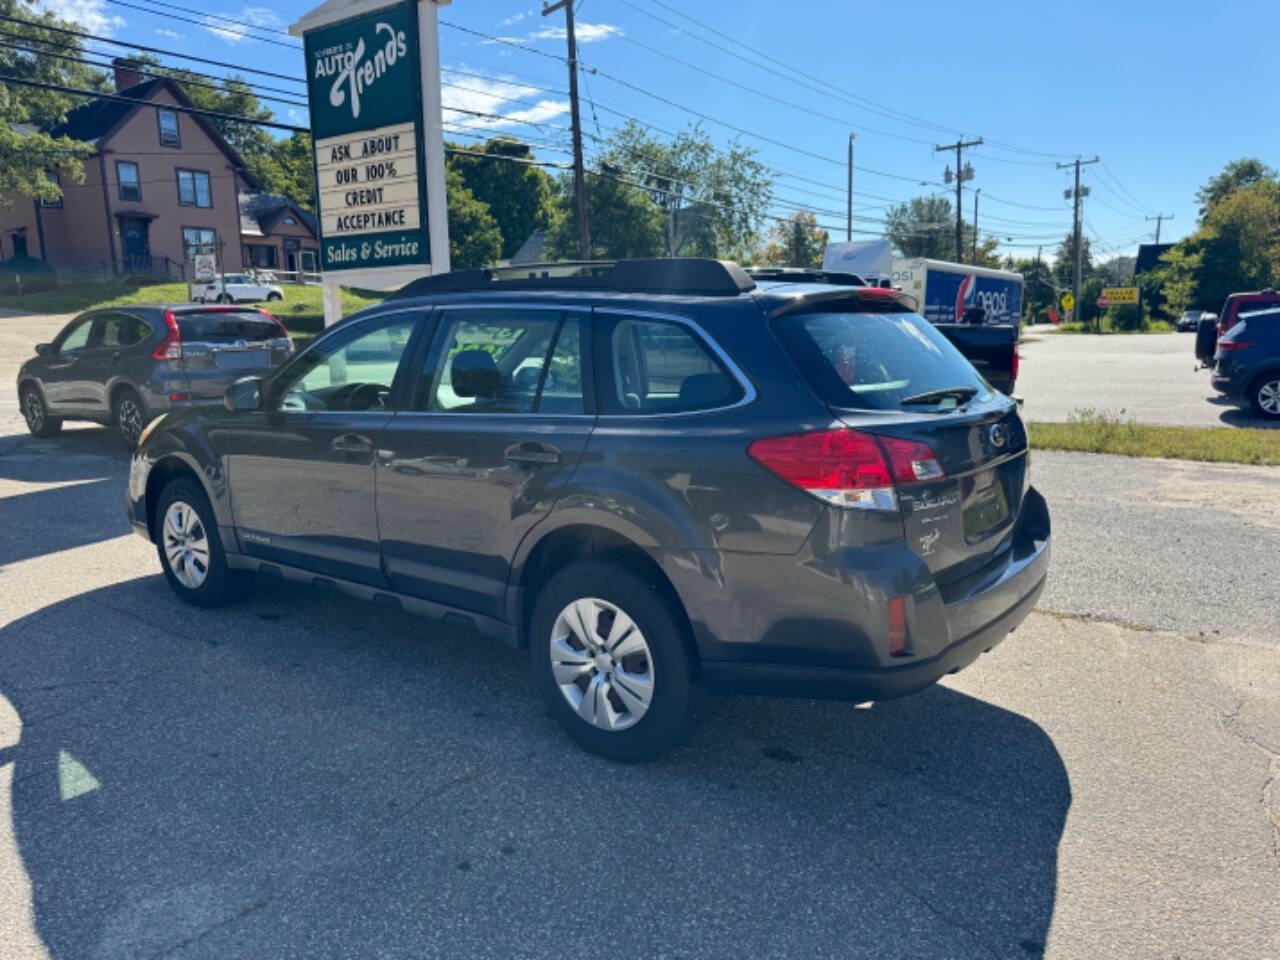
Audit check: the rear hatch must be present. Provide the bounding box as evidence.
[772,296,1028,583]
[170,308,291,395]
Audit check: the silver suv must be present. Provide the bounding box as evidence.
[17,305,293,446]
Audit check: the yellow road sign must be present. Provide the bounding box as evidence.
[1102,286,1139,305]
[1060,292,1075,311]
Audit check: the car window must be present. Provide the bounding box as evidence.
[56,316,94,352]
[601,317,743,415]
[418,310,574,414]
[96,313,144,348]
[773,305,995,411]
[177,310,280,343]
[274,315,417,413]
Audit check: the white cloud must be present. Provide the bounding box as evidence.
[497,10,530,27]
[155,28,185,39]
[441,67,569,134]
[529,21,621,43]
[201,6,284,45]
[287,108,308,125]
[36,0,124,36]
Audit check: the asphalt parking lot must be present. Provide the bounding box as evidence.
[2,310,1278,958]
[1017,329,1278,428]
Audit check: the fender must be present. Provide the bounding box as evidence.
[132,410,231,538]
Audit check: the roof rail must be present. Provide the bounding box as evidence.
[388,258,756,300]
[744,266,869,287]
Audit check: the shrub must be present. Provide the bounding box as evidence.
[0,257,57,295]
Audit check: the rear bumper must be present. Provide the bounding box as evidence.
[694,486,1051,702]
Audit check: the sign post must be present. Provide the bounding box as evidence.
[290,0,451,326]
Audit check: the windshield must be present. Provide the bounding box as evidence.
[774,307,995,411]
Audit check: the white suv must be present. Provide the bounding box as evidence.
[192,273,284,304]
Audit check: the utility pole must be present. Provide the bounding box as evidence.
[1145,212,1174,244]
[543,0,589,260]
[1057,156,1099,330]
[971,188,981,262]
[936,137,982,263]
[846,132,856,242]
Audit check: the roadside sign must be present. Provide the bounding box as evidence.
[192,253,217,282]
[1102,286,1139,305]
[1097,295,1109,309]
[303,1,429,273]
[1060,292,1075,312]
[1048,309,1060,324]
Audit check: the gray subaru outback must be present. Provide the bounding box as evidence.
[126,260,1050,760]
[18,304,293,447]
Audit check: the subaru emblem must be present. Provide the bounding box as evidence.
[988,423,1006,447]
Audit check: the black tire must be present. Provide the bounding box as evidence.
[19,383,61,438]
[218,293,233,303]
[112,387,148,449]
[154,476,251,607]
[529,561,702,761]
[1249,373,1280,419]
[267,291,283,302]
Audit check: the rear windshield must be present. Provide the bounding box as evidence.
[774,305,995,411]
[177,310,280,343]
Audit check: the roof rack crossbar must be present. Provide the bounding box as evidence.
[388,258,756,300]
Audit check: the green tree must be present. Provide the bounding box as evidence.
[1006,254,1056,322]
[545,169,665,261]
[595,120,772,257]
[445,165,501,269]
[1196,157,1277,219]
[885,195,954,259]
[448,139,556,260]
[251,131,316,211]
[756,210,828,267]
[1053,232,1093,289]
[0,0,105,204]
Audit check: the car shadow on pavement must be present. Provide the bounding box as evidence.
[3,577,1070,960]
[1215,406,1280,429]
[0,429,133,568]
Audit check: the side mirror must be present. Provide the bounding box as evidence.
[225,376,263,412]
[34,343,51,356]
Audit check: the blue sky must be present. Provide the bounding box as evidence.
[43,0,1280,261]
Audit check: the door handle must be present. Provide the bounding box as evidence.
[331,434,373,458]
[505,442,560,466]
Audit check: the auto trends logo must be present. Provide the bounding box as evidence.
[315,23,409,122]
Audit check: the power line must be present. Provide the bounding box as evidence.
[102,0,301,49]
[1099,161,1152,213]
[0,11,306,83]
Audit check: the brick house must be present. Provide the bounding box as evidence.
[0,59,315,281]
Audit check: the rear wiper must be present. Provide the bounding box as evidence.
[900,385,979,406]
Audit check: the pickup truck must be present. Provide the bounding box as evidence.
[746,267,1020,395]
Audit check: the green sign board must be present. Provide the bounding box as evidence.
[303,1,429,272]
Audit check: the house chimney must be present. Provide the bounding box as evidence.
[112,57,144,92]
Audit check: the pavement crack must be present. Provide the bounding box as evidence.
[1219,698,1280,865]
[149,894,277,959]
[1034,607,1273,651]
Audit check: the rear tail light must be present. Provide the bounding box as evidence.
[152,309,182,360]
[1011,348,1021,384]
[747,428,945,511]
[887,596,907,656]
[1217,339,1256,351]
[258,308,294,353]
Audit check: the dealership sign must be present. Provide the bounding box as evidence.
[303,0,429,272]
[1102,286,1140,305]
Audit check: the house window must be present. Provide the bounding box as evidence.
[12,231,29,258]
[283,216,296,225]
[117,161,141,202]
[245,244,277,269]
[39,169,62,208]
[182,226,217,264]
[177,169,211,208]
[157,108,180,147]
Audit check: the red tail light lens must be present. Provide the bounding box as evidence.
[152,309,182,360]
[258,308,294,352]
[887,596,907,656]
[748,429,944,511]
[1217,339,1256,351]
[1011,348,1021,384]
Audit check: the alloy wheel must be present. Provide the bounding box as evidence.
[22,390,43,432]
[549,597,655,732]
[162,500,210,589]
[1258,379,1280,415]
[117,396,143,445]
